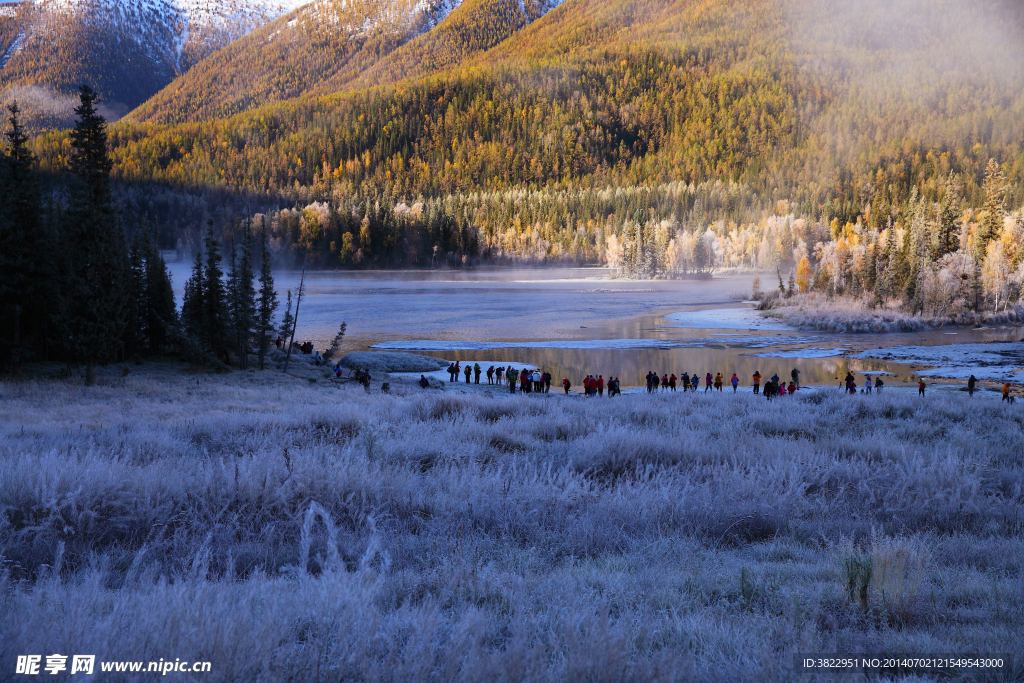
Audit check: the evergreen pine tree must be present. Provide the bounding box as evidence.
[786,270,796,298]
[181,248,206,341]
[903,199,929,309]
[878,224,897,300]
[202,221,229,364]
[864,241,877,293]
[226,237,239,362]
[893,221,912,297]
[0,101,53,372]
[142,227,177,354]
[256,225,279,370]
[65,85,129,385]
[279,290,294,342]
[641,218,656,278]
[976,159,1007,259]
[228,224,256,369]
[123,234,144,360]
[934,172,962,259]
[971,258,983,311]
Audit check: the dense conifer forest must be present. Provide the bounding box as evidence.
[0,92,280,377]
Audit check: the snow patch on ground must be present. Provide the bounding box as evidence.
[664,308,795,331]
[746,348,847,359]
[917,368,1017,381]
[376,339,704,351]
[339,351,448,373]
[851,343,1024,381]
[0,30,22,67]
[374,336,821,351]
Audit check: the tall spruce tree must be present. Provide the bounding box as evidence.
[975,159,1007,260]
[935,172,962,259]
[875,224,895,302]
[0,101,52,372]
[65,85,129,385]
[256,225,279,370]
[279,290,294,342]
[903,199,930,310]
[123,234,144,360]
[202,222,229,364]
[142,228,177,354]
[228,224,256,369]
[181,247,206,341]
[864,241,877,294]
[226,238,239,360]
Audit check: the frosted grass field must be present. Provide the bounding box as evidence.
[2,372,1023,681]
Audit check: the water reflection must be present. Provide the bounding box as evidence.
[162,261,1022,388]
[385,315,1023,390]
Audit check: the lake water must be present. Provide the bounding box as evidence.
[165,261,1024,390]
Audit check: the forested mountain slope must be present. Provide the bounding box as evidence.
[95,0,1024,214]
[126,0,564,126]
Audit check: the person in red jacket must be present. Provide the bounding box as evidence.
[669,374,677,391]
[597,375,605,397]
[562,377,571,394]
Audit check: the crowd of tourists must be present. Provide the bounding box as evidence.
[575,375,622,396]
[429,360,1016,401]
[841,371,884,394]
[632,367,804,400]
[445,362,557,394]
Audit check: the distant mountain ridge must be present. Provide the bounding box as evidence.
[0,0,309,128]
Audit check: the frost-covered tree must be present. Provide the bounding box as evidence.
[982,242,1010,311]
[795,257,812,293]
[604,233,622,271]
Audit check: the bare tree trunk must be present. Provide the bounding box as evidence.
[86,358,96,386]
[283,267,305,375]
